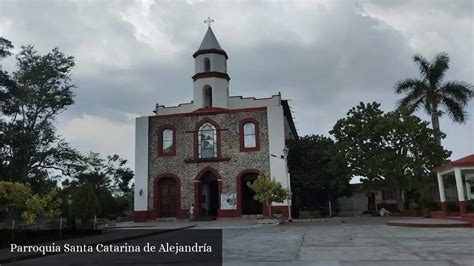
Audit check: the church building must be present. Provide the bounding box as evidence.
[133,22,298,221]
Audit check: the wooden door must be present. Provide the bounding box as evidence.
[159,179,177,217]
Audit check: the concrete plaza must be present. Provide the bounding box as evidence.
[223,217,474,266]
[6,217,474,265]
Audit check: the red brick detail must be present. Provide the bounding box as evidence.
[460,213,474,225]
[133,211,149,222]
[194,166,223,219]
[193,49,228,59]
[194,118,222,160]
[218,210,240,218]
[236,169,262,216]
[192,107,228,113]
[154,107,267,119]
[441,202,448,216]
[157,125,176,157]
[184,157,231,164]
[153,173,182,219]
[262,205,290,218]
[430,211,444,219]
[459,201,467,214]
[239,118,260,152]
[192,71,230,81]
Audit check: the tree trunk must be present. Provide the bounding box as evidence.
[266,200,272,218]
[430,107,441,145]
[395,188,405,212]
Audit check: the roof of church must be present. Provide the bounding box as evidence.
[198,27,223,50]
[193,27,228,59]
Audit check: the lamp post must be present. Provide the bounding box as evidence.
[271,146,292,222]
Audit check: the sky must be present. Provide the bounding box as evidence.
[0,0,473,172]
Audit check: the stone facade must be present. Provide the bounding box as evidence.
[147,108,270,218]
[134,26,297,222]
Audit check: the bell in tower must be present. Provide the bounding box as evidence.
[192,18,230,110]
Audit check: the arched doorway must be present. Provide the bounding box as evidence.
[157,178,177,218]
[199,171,219,219]
[241,172,262,215]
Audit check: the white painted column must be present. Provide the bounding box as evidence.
[454,168,465,202]
[436,173,446,202]
[466,174,474,200]
[134,117,149,212]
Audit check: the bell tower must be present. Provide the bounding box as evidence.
[192,18,230,109]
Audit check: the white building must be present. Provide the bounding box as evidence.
[133,24,297,221]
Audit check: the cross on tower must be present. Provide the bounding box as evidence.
[204,17,214,28]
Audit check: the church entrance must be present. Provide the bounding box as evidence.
[158,178,177,218]
[199,172,219,220]
[241,173,262,215]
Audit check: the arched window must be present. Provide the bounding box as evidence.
[162,129,173,152]
[159,126,176,156]
[240,119,260,152]
[204,57,211,72]
[204,86,212,108]
[198,122,217,158]
[243,123,256,148]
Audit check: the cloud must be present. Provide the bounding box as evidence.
[58,114,135,165]
[1,0,472,168]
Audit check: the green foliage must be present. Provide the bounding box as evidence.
[330,102,451,210]
[395,52,473,143]
[0,181,62,224]
[71,183,98,223]
[0,43,80,187]
[0,181,32,218]
[247,174,288,217]
[62,152,133,220]
[287,135,351,211]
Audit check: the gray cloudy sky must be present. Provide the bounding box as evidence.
[0,0,473,170]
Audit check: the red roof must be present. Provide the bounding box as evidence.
[433,154,474,172]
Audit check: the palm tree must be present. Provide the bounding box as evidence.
[395,52,473,144]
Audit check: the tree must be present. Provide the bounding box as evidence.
[0,181,62,224]
[0,37,13,59]
[330,102,450,211]
[0,181,31,220]
[22,187,62,224]
[247,174,288,217]
[71,183,98,225]
[0,44,80,188]
[395,52,473,144]
[287,135,351,213]
[62,152,134,218]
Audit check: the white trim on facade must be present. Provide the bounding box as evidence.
[134,117,149,211]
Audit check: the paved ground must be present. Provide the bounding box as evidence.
[6,217,474,265]
[223,217,474,266]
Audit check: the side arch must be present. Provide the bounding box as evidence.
[154,173,181,219]
[236,169,263,215]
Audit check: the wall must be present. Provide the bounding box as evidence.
[147,109,271,218]
[134,117,149,220]
[193,77,229,109]
[194,54,226,73]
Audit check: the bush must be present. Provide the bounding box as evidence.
[0,181,61,224]
[71,183,98,225]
